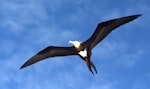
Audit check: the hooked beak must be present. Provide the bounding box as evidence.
[68,40,73,44]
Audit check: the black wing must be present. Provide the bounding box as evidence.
[83,14,141,49]
[20,46,77,69]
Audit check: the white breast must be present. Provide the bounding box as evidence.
[78,49,87,57]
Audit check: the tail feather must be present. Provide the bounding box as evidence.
[85,58,97,74]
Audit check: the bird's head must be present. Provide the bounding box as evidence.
[68,40,81,48]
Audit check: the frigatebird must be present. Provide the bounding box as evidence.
[20,14,141,74]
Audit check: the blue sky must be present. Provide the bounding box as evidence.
[0,0,150,89]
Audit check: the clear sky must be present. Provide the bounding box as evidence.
[0,0,150,89]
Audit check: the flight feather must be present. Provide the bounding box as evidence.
[83,14,141,49]
[20,46,77,68]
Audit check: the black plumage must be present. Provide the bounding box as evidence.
[20,14,141,74]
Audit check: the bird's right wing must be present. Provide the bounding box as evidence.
[83,14,141,49]
[20,46,77,69]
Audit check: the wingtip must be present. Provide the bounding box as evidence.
[132,14,142,18]
[19,63,28,69]
[126,14,142,21]
[19,65,25,70]
[136,14,142,17]
[126,14,142,18]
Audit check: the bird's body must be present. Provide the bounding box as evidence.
[20,14,141,74]
[78,49,87,58]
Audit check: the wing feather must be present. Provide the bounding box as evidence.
[83,14,141,49]
[20,46,77,69]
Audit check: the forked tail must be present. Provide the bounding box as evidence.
[85,58,97,74]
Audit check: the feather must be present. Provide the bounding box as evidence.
[20,46,77,68]
[83,14,142,49]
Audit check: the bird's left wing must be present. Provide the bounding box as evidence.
[83,14,141,49]
[20,46,77,69]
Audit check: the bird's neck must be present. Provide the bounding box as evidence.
[69,40,81,49]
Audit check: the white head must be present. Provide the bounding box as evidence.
[68,40,81,48]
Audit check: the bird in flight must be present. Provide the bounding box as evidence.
[20,14,141,74]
